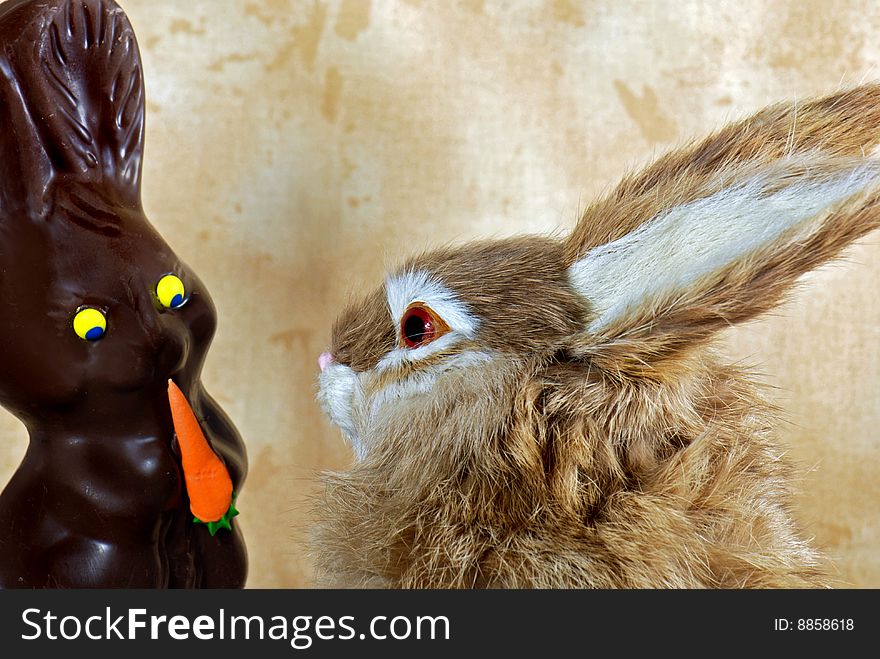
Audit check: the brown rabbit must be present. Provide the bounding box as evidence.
[315,84,880,588]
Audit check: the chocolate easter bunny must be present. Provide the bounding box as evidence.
[0,0,247,587]
[316,84,880,587]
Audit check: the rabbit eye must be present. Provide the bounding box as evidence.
[157,274,187,309]
[401,303,450,349]
[73,306,107,341]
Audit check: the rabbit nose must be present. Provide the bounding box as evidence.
[318,352,335,372]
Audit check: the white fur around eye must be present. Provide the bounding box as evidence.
[569,163,880,332]
[370,350,495,416]
[381,269,480,368]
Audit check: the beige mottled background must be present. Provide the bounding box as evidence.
[1,0,878,587]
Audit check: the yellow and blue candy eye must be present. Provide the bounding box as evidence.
[73,307,107,341]
[157,274,186,309]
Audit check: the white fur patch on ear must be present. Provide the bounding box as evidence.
[381,270,479,368]
[569,164,880,332]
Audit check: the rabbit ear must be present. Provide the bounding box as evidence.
[566,85,880,361]
[0,0,144,213]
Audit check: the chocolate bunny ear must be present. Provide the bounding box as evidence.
[0,0,144,215]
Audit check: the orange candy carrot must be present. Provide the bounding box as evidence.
[167,380,233,523]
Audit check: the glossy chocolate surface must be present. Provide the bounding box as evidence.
[0,0,247,587]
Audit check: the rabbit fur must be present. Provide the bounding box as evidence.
[316,85,880,588]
